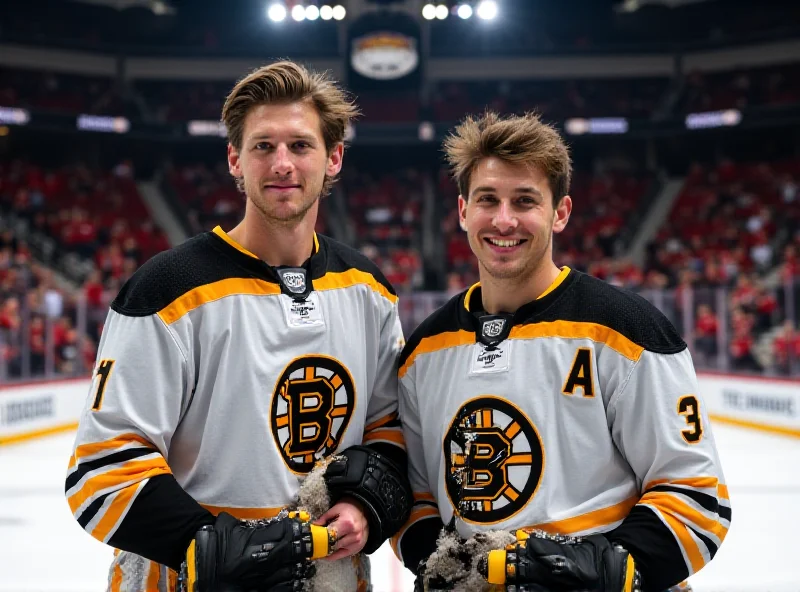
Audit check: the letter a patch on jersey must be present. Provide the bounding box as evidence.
[562,348,595,397]
[271,355,356,474]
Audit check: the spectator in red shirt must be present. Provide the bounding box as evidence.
[773,320,800,375]
[695,304,719,362]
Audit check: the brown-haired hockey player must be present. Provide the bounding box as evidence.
[66,60,411,592]
[393,112,729,592]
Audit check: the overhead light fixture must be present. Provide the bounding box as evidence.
[267,2,287,21]
[305,5,319,20]
[457,3,473,18]
[435,3,448,19]
[332,4,346,20]
[422,3,436,19]
[291,4,306,20]
[320,4,333,19]
[476,0,498,19]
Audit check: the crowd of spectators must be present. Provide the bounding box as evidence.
[2,62,799,128]
[0,160,170,379]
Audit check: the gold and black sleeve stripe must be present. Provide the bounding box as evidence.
[608,478,730,591]
[66,435,214,570]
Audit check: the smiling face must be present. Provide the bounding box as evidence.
[459,157,571,283]
[227,100,343,226]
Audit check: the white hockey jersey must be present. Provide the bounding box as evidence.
[394,267,730,591]
[66,227,404,591]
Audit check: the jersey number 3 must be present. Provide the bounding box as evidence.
[677,395,703,444]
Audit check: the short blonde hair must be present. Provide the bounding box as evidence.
[443,111,572,206]
[222,60,360,194]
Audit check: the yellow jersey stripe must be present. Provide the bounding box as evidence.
[537,266,571,300]
[644,476,719,493]
[91,480,145,542]
[414,492,436,503]
[68,457,171,514]
[399,330,475,378]
[650,506,706,574]
[110,560,123,592]
[212,226,259,258]
[364,411,399,433]
[525,495,639,535]
[641,491,728,541]
[145,561,160,592]
[158,277,282,325]
[313,269,398,304]
[463,267,571,312]
[70,433,156,469]
[510,321,644,362]
[212,226,319,259]
[199,504,284,520]
[362,429,406,448]
[718,484,730,501]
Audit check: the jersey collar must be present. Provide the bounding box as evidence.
[209,226,325,283]
[461,266,574,331]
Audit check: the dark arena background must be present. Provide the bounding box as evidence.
[0,0,799,590]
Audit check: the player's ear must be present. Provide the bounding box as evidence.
[553,195,572,234]
[228,143,241,178]
[458,195,468,232]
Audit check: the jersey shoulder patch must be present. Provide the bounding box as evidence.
[537,271,686,355]
[111,233,243,317]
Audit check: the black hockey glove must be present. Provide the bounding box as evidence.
[182,511,334,592]
[324,445,413,554]
[478,531,642,592]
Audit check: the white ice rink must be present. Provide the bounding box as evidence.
[1,423,798,592]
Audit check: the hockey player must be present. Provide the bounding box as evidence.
[66,60,411,592]
[394,112,730,592]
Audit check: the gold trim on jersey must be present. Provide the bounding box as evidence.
[157,278,282,325]
[313,268,398,304]
[510,321,644,362]
[399,330,475,378]
[463,266,571,311]
[200,504,285,520]
[522,494,639,536]
[537,266,571,300]
[69,432,157,470]
[213,226,320,259]
[645,506,706,573]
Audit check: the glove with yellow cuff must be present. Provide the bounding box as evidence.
[478,530,642,592]
[181,510,335,592]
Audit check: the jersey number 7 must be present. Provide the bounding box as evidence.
[91,359,116,411]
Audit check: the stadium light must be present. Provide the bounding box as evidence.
[422,3,436,19]
[332,4,346,20]
[305,5,319,20]
[435,4,448,19]
[320,4,333,19]
[457,3,473,18]
[267,2,287,21]
[291,4,306,20]
[476,0,498,19]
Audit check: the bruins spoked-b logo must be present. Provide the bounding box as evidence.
[271,355,356,474]
[444,396,544,524]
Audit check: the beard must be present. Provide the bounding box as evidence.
[242,174,326,227]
